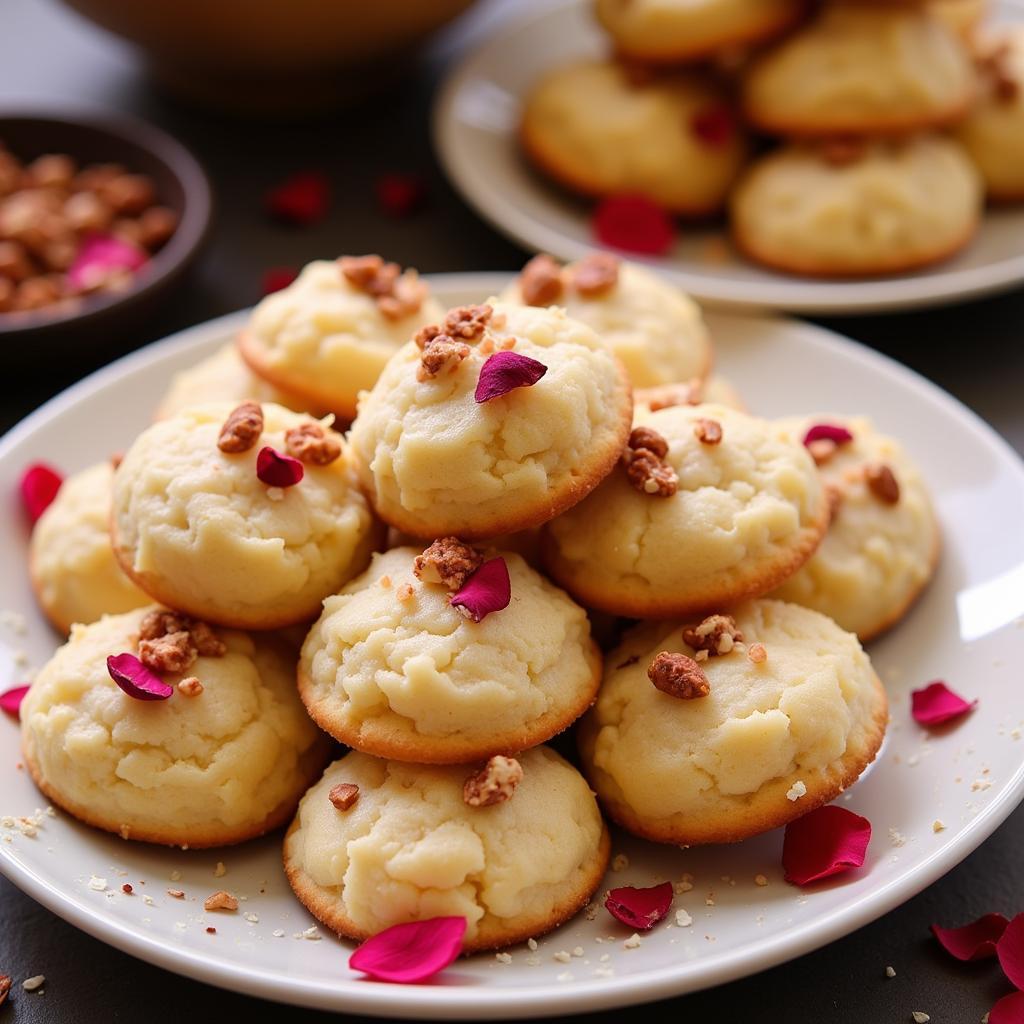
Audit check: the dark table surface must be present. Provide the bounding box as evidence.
[2,1,1023,1021]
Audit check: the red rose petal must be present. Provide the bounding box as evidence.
[0,685,29,719]
[106,653,173,701]
[931,914,1009,961]
[67,233,147,292]
[20,463,63,523]
[990,990,1024,1024]
[474,350,547,403]
[261,267,298,296]
[256,446,304,488]
[802,423,854,447]
[690,104,735,147]
[998,913,1024,991]
[264,171,330,226]
[605,881,673,931]
[782,805,871,886]
[450,558,511,622]
[374,173,426,219]
[593,194,675,256]
[349,916,466,983]
[911,681,976,727]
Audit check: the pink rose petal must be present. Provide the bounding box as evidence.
[67,234,147,293]
[911,681,976,727]
[782,805,871,886]
[264,171,330,226]
[348,916,466,983]
[256,446,304,488]
[107,653,173,701]
[593,194,675,256]
[20,463,63,523]
[605,881,673,931]
[998,913,1024,991]
[450,558,511,622]
[0,685,29,719]
[990,990,1024,1024]
[475,350,547,403]
[374,172,426,218]
[802,423,854,447]
[261,266,298,296]
[931,914,1009,961]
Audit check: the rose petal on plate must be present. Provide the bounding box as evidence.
[997,913,1024,991]
[20,463,63,523]
[67,234,147,293]
[911,681,976,727]
[989,990,1024,1024]
[374,173,426,218]
[348,916,466,983]
[474,350,547,403]
[264,171,330,226]
[605,881,674,931]
[0,685,30,719]
[802,423,854,447]
[690,104,735,147]
[450,558,511,622]
[256,446,304,488]
[931,914,1009,961]
[106,653,174,701]
[261,267,298,296]
[592,194,675,256]
[782,805,872,886]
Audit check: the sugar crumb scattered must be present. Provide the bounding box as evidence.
[495,952,512,964]
[611,853,629,872]
[885,965,896,978]
[623,934,642,949]
[754,874,769,887]
[87,875,107,891]
[786,781,807,802]
[675,909,693,927]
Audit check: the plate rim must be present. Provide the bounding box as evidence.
[3,273,1024,1018]
[432,0,1024,315]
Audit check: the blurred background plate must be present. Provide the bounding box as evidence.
[433,0,1024,315]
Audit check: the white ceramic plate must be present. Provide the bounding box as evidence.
[434,0,1024,315]
[2,273,1024,1019]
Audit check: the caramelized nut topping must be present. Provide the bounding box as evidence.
[747,642,767,664]
[640,378,704,411]
[139,631,196,674]
[217,401,264,453]
[377,272,428,321]
[442,303,492,341]
[138,609,225,664]
[682,614,744,656]
[139,609,189,641]
[807,437,838,465]
[339,254,427,320]
[418,333,470,381]
[463,755,523,807]
[628,425,669,459]
[413,537,484,591]
[414,322,442,350]
[865,462,900,504]
[204,890,238,912]
[178,676,204,696]
[693,417,723,445]
[329,783,359,811]
[284,422,342,466]
[571,252,620,296]
[625,447,679,497]
[648,651,710,699]
[519,253,564,306]
[189,619,226,657]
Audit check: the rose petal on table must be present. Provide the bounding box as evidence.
[20,463,63,523]
[802,423,854,447]
[997,913,1024,991]
[690,104,735,147]
[67,234,147,292]
[911,681,976,727]
[106,653,174,701]
[592,194,675,256]
[782,805,872,886]
[264,171,330,226]
[450,558,511,622]
[931,913,1009,961]
[348,917,466,983]
[474,350,547,403]
[605,881,673,931]
[256,446,304,488]
[0,685,29,719]
[261,266,298,296]
[374,172,426,218]
[989,990,1024,1024]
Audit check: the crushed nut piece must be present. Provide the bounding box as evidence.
[807,438,837,465]
[177,677,203,697]
[283,422,341,466]
[885,965,896,978]
[396,583,414,602]
[911,1013,930,1024]
[865,463,900,504]
[413,537,484,591]
[139,631,196,674]
[648,652,710,699]
[328,783,359,811]
[339,254,426,320]
[414,322,442,349]
[138,609,190,641]
[417,333,470,381]
[217,401,264,453]
[625,447,678,497]
[571,252,619,296]
[442,303,492,341]
[683,614,743,656]
[189,620,226,657]
[694,649,709,662]
[932,820,946,833]
[167,888,185,899]
[519,253,564,306]
[138,611,225,660]
[754,874,769,887]
[204,890,238,912]
[463,755,524,807]
[640,378,703,411]
[747,642,767,664]
[628,425,669,459]
[377,272,428,321]
[693,417,722,445]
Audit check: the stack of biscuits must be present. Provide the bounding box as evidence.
[520,0,1024,277]
[19,252,940,952]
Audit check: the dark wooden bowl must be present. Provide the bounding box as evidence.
[0,108,212,351]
